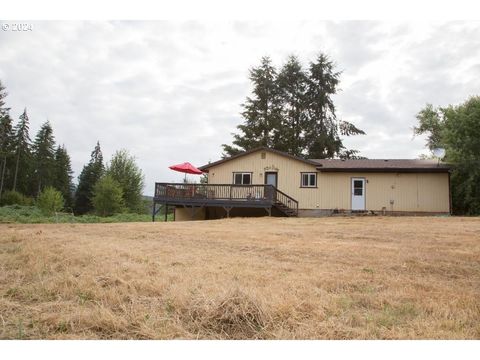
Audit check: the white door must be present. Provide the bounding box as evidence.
[265,172,278,187]
[351,178,366,210]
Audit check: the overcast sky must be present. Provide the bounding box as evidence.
[1,21,479,195]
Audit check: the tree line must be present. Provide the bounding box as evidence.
[222,54,366,158]
[0,80,145,216]
[415,96,480,215]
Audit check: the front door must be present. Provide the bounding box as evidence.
[351,178,366,210]
[265,172,278,187]
[265,172,278,201]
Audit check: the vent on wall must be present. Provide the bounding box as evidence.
[261,152,266,159]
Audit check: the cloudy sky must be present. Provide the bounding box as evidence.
[0,21,479,195]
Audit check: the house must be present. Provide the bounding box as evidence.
[152,147,451,221]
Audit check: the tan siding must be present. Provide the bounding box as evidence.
[417,173,450,212]
[207,151,318,204]
[175,207,206,221]
[206,150,450,213]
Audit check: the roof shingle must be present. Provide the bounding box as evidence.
[311,159,450,172]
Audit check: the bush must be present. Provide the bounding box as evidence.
[105,149,145,213]
[0,205,156,224]
[92,175,125,217]
[0,190,33,206]
[37,187,64,216]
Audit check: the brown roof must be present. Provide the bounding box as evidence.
[198,147,450,173]
[311,159,450,172]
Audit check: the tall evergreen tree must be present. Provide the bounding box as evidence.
[12,108,32,194]
[305,54,365,159]
[0,81,14,199]
[74,141,104,214]
[276,55,309,156]
[0,80,7,112]
[53,145,74,210]
[32,121,56,195]
[222,54,365,158]
[222,56,283,156]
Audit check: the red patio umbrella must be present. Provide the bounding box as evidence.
[169,162,203,181]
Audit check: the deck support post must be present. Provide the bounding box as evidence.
[152,203,163,222]
[223,206,232,218]
[165,203,168,222]
[265,207,272,216]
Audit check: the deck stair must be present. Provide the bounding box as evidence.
[274,201,298,217]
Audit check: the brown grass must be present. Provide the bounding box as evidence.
[0,216,479,339]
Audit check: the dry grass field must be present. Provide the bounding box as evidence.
[0,216,479,339]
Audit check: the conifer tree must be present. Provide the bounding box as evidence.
[305,54,365,159]
[53,145,74,210]
[222,54,366,159]
[0,81,14,198]
[222,56,282,156]
[74,141,104,214]
[12,108,32,194]
[0,81,7,112]
[32,121,56,195]
[276,55,309,156]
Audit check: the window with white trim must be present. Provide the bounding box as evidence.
[301,172,317,187]
[233,172,252,185]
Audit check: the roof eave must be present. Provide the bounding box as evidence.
[316,167,450,173]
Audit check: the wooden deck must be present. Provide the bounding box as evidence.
[152,183,299,220]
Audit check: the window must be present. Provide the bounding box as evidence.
[233,172,252,185]
[301,172,317,187]
[261,152,266,159]
[353,180,363,195]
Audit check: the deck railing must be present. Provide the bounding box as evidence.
[275,188,299,215]
[154,182,298,216]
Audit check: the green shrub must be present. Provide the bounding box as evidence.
[0,191,34,206]
[92,175,125,217]
[105,149,145,213]
[37,187,64,216]
[0,205,163,224]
